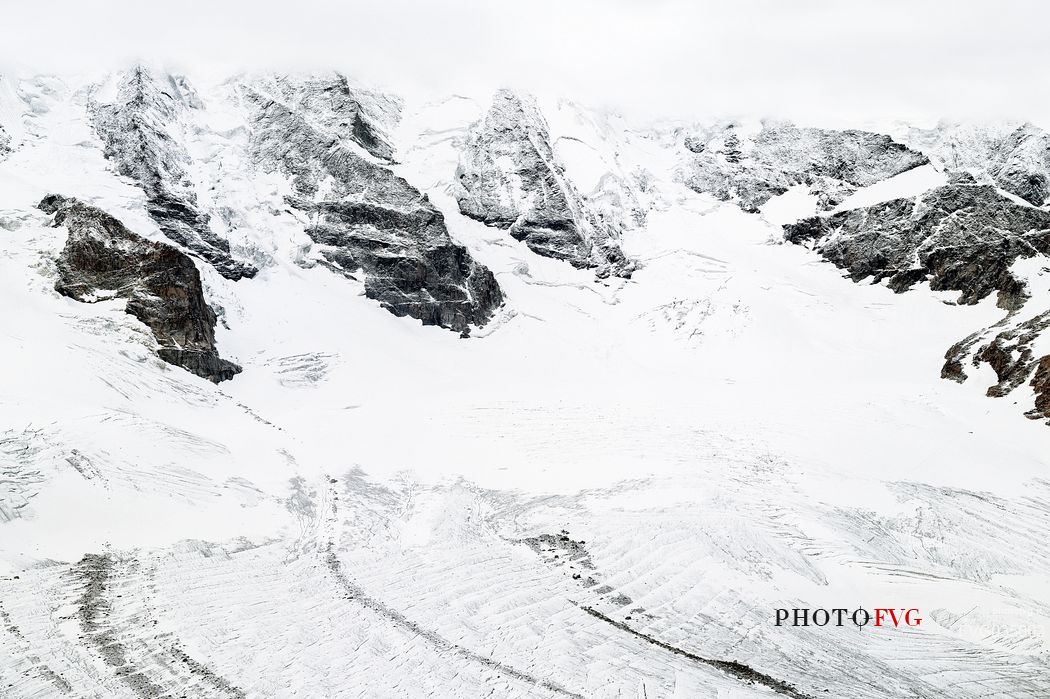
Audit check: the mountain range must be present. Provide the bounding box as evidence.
[1,65,1049,698]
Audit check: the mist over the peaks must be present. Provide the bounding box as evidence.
[2,0,1048,126]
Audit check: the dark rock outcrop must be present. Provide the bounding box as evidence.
[0,124,9,157]
[40,194,240,383]
[454,90,635,278]
[240,75,502,334]
[679,122,929,212]
[783,176,1050,310]
[943,308,1050,385]
[942,308,1050,419]
[91,66,257,280]
[785,177,1050,423]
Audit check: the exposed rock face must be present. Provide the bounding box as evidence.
[679,122,929,212]
[783,175,1050,309]
[0,124,9,157]
[454,90,634,278]
[40,194,241,383]
[904,122,1050,207]
[91,66,257,280]
[785,175,1050,423]
[240,75,502,334]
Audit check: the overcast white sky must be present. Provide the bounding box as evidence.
[2,0,1049,125]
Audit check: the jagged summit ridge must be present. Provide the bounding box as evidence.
[40,194,241,383]
[678,121,929,212]
[240,75,503,334]
[454,89,635,278]
[90,66,258,281]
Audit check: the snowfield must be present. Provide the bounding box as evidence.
[0,72,1049,698]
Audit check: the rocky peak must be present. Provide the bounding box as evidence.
[239,75,503,334]
[41,194,241,383]
[903,121,1050,207]
[679,121,929,212]
[454,89,635,278]
[994,124,1050,206]
[91,66,257,280]
[244,73,400,162]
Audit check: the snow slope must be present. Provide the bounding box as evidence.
[1,71,1049,698]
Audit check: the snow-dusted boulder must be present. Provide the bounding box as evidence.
[41,194,241,383]
[454,90,634,278]
[679,121,928,212]
[240,75,503,334]
[91,66,258,280]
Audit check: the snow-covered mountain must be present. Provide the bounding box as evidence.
[1,65,1049,698]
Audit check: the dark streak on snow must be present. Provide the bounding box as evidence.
[71,553,246,698]
[72,553,170,698]
[580,605,815,699]
[168,643,247,698]
[323,544,585,699]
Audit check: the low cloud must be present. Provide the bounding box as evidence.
[2,0,1047,126]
